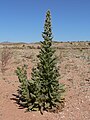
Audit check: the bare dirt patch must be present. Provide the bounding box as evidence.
[0,42,90,120]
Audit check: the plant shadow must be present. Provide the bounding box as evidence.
[10,93,27,110]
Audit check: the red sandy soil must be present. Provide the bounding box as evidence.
[0,43,90,120]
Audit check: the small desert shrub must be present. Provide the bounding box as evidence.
[37,46,41,49]
[80,49,82,52]
[27,46,35,49]
[0,47,12,74]
[22,44,25,48]
[70,42,72,44]
[88,42,90,46]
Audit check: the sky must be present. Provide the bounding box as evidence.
[0,0,90,43]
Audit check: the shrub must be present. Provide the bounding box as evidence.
[27,46,35,49]
[1,47,12,74]
[37,46,41,49]
[88,42,90,45]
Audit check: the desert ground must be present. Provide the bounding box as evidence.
[0,41,90,120]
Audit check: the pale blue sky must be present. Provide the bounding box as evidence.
[0,0,90,43]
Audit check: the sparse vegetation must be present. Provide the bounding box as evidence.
[0,47,12,74]
[27,46,35,49]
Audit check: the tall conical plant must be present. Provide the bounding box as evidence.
[16,10,65,113]
[28,10,65,112]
